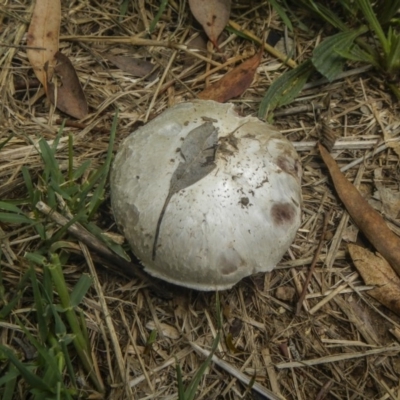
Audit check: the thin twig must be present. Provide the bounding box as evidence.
[275,346,400,369]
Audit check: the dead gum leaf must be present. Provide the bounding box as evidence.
[348,244,400,317]
[188,0,231,48]
[107,55,157,79]
[198,49,262,103]
[47,52,88,119]
[27,0,61,91]
[319,143,400,278]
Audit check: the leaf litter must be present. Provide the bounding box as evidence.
[198,48,263,103]
[2,0,400,399]
[26,0,61,92]
[47,52,88,119]
[152,122,218,259]
[188,0,231,49]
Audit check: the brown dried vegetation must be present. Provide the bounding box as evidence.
[1,1,400,399]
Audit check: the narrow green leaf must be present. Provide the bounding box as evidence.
[29,268,48,343]
[312,26,368,81]
[25,252,47,266]
[298,0,348,31]
[258,60,314,119]
[0,133,14,151]
[146,330,158,346]
[388,83,400,101]
[268,0,292,31]
[68,133,73,184]
[70,274,92,308]
[0,363,20,386]
[0,270,31,319]
[0,364,20,400]
[119,0,130,21]
[21,166,35,205]
[386,27,400,73]
[86,110,118,218]
[185,332,220,400]
[59,340,77,388]
[0,346,53,392]
[376,0,400,26]
[0,212,34,225]
[175,361,185,400]
[335,44,380,68]
[39,289,67,338]
[0,201,24,214]
[72,160,91,181]
[85,222,130,261]
[149,0,169,33]
[356,0,389,54]
[51,122,65,152]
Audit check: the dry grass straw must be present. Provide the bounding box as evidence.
[1,0,400,399]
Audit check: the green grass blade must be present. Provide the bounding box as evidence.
[72,160,91,181]
[0,270,31,319]
[0,201,25,214]
[175,360,185,400]
[51,122,65,152]
[39,139,63,185]
[0,346,53,392]
[68,133,73,184]
[386,27,400,73]
[59,340,77,390]
[70,274,92,308]
[149,0,169,33]
[0,364,19,400]
[376,0,400,26]
[119,0,130,21]
[298,0,348,31]
[86,110,118,218]
[335,44,380,68]
[86,222,130,261]
[0,212,34,225]
[21,166,35,205]
[185,332,220,400]
[356,0,389,54]
[258,59,314,119]
[185,292,221,400]
[312,26,368,81]
[29,267,49,343]
[268,0,292,31]
[0,133,14,151]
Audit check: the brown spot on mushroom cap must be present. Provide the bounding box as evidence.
[276,156,302,181]
[271,203,297,226]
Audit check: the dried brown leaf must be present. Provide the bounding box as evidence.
[107,55,157,79]
[47,52,88,120]
[348,244,400,316]
[373,168,400,220]
[188,0,231,48]
[152,122,218,259]
[198,50,262,103]
[319,143,400,278]
[145,321,180,340]
[26,0,61,91]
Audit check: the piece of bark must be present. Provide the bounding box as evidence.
[319,142,400,278]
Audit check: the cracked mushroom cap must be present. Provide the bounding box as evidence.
[110,100,302,290]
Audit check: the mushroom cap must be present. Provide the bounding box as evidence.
[110,100,302,290]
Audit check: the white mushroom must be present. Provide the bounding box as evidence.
[110,100,302,290]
